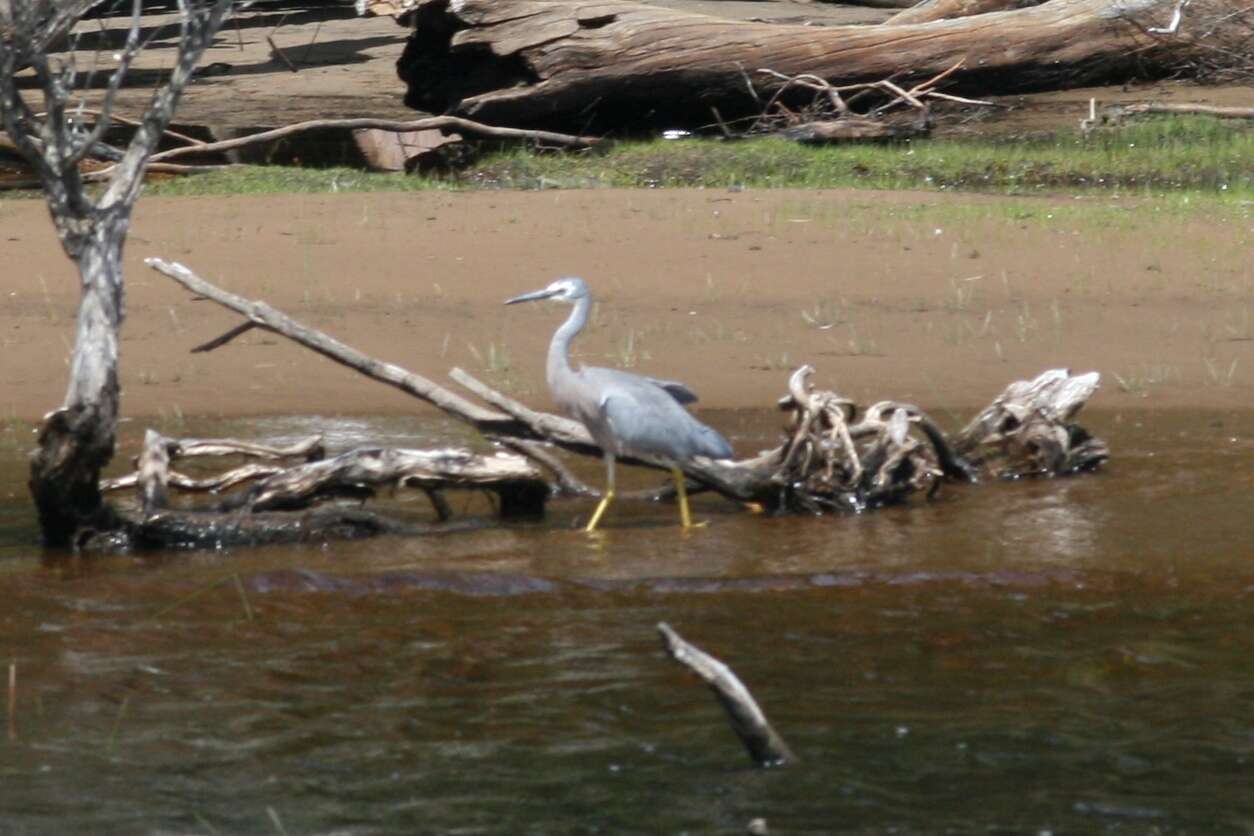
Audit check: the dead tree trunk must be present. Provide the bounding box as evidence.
[0,0,231,547]
[398,0,1222,132]
[27,217,129,542]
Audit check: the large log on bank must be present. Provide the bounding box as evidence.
[398,0,1201,132]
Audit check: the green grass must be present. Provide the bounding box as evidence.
[455,116,1253,195]
[8,115,1252,200]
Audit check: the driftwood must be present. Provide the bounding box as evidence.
[751,61,994,143]
[658,622,795,768]
[397,0,1230,132]
[144,259,1106,537]
[96,425,549,550]
[954,369,1109,477]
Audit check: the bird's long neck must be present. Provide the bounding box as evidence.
[547,294,589,389]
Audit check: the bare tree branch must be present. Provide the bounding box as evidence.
[658,622,795,768]
[146,115,598,165]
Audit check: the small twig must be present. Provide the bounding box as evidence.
[710,106,732,139]
[1147,0,1192,34]
[267,34,299,73]
[657,622,795,767]
[923,91,997,107]
[300,21,324,65]
[736,62,762,106]
[7,660,15,741]
[904,57,967,98]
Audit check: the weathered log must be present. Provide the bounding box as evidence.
[110,433,546,509]
[886,0,1047,26]
[229,447,548,518]
[658,622,795,768]
[397,0,1209,132]
[98,423,549,548]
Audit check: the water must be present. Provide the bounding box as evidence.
[3,408,1254,834]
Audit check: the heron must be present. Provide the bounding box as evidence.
[505,277,734,531]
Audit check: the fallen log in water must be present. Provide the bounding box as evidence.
[91,424,549,550]
[395,0,1231,132]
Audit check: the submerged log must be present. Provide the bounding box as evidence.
[397,0,1209,132]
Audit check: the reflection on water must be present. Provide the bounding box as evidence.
[3,409,1254,833]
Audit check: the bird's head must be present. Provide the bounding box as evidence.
[504,277,589,306]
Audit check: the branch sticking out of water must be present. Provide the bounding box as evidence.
[657,622,795,768]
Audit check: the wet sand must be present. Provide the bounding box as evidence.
[2,188,1251,424]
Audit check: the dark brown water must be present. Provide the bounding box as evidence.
[3,409,1254,834]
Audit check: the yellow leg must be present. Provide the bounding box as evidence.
[673,467,694,528]
[585,454,616,532]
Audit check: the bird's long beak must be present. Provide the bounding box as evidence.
[504,288,559,305]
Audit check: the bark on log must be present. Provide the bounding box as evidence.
[886,0,1047,26]
[398,0,1203,132]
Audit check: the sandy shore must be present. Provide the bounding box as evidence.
[2,189,1251,424]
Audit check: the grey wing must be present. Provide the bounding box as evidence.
[600,387,734,462]
[646,377,698,405]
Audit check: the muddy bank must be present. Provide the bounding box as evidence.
[2,188,1251,425]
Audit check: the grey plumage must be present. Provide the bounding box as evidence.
[505,277,733,529]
